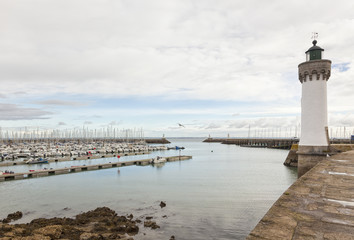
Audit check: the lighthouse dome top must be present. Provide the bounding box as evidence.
[305,40,324,61]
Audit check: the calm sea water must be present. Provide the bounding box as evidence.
[0,138,297,239]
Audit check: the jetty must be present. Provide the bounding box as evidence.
[247,150,354,239]
[0,155,192,182]
[0,151,149,167]
[204,137,352,150]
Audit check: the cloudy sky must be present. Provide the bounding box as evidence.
[1,0,354,138]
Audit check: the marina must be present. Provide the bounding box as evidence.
[0,139,170,165]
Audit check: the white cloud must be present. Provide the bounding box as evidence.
[34,100,86,107]
[108,120,122,126]
[0,103,52,120]
[0,0,353,134]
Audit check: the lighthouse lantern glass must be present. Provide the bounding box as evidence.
[310,49,322,60]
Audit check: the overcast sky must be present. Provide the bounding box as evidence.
[1,0,354,138]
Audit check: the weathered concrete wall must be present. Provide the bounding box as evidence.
[284,144,299,167]
[283,144,353,168]
[248,150,354,239]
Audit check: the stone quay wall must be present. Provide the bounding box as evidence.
[248,150,354,239]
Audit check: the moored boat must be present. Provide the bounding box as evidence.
[150,156,167,164]
[25,158,49,164]
[0,170,15,175]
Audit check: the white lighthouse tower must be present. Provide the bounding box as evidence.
[297,39,331,177]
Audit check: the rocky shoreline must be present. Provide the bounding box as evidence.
[0,203,170,240]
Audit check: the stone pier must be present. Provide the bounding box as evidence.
[248,150,354,239]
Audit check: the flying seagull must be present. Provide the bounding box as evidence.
[178,123,185,128]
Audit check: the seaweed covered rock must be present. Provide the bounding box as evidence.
[0,207,142,240]
[2,211,23,223]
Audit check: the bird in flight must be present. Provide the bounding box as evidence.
[178,123,185,128]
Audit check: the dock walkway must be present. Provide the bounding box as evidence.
[247,150,354,239]
[0,155,192,182]
[0,151,148,167]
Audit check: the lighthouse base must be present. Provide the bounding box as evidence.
[297,145,329,178]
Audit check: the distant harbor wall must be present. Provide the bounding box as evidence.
[204,138,299,149]
[247,150,354,239]
[145,138,171,144]
[204,138,352,150]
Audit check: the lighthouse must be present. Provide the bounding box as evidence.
[297,40,331,178]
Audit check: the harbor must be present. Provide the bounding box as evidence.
[0,138,296,239]
[2,1,354,239]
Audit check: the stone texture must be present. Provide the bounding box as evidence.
[284,149,298,167]
[248,150,354,239]
[298,59,331,83]
[0,207,143,240]
[33,225,63,239]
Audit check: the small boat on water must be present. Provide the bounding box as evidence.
[167,146,185,150]
[29,168,53,172]
[25,158,49,164]
[150,156,167,164]
[0,170,15,175]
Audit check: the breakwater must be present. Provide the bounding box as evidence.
[0,155,192,182]
[204,138,352,150]
[247,150,354,239]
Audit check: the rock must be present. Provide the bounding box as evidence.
[92,223,107,232]
[80,232,102,240]
[283,149,298,167]
[145,216,153,220]
[2,211,23,223]
[33,225,63,239]
[0,224,13,233]
[159,201,166,208]
[126,225,139,234]
[144,221,160,229]
[0,207,144,240]
[112,226,126,233]
[13,227,26,235]
[3,231,15,238]
[170,236,175,240]
[21,235,51,240]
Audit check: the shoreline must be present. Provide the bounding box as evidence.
[0,203,171,240]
